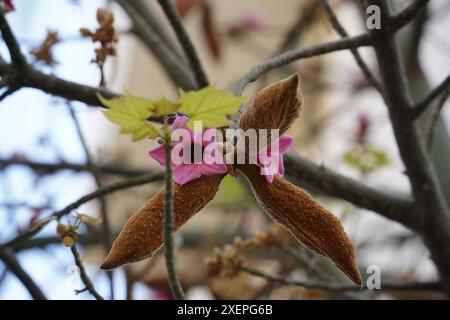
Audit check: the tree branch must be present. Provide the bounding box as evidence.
[0,87,17,101]
[239,266,443,292]
[413,74,450,118]
[70,245,104,300]
[67,104,114,299]
[365,0,450,294]
[321,0,384,94]
[0,158,147,177]
[0,246,47,300]
[115,0,197,90]
[0,10,27,68]
[276,0,321,53]
[390,0,430,31]
[424,87,450,151]
[158,0,209,88]
[0,60,118,105]
[234,34,371,96]
[4,171,164,247]
[120,0,185,61]
[162,120,185,300]
[284,153,415,228]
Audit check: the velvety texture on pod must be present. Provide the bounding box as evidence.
[236,163,362,285]
[101,174,225,270]
[239,74,302,146]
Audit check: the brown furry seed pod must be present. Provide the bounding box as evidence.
[239,74,302,147]
[101,174,225,270]
[236,163,362,285]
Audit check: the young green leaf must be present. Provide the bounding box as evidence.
[344,147,388,174]
[152,97,180,115]
[178,86,247,128]
[98,93,160,141]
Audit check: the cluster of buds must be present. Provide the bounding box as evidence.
[206,244,243,278]
[56,213,100,248]
[80,8,118,66]
[1,0,14,12]
[56,223,78,248]
[206,226,288,278]
[30,31,60,66]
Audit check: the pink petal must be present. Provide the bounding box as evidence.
[200,163,228,176]
[278,135,294,154]
[260,166,274,183]
[148,145,166,166]
[245,10,267,30]
[173,164,203,185]
[171,115,189,130]
[278,154,285,177]
[260,165,274,183]
[264,175,274,183]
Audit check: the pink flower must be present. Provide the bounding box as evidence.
[355,113,370,145]
[244,9,268,30]
[257,135,293,183]
[149,116,228,185]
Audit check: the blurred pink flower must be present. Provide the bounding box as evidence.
[244,9,268,30]
[1,0,15,11]
[257,135,293,183]
[148,116,227,185]
[355,113,370,144]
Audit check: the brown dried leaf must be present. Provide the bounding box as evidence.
[236,164,362,285]
[201,2,221,60]
[239,74,303,146]
[101,174,225,270]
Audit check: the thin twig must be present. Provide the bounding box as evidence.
[0,246,47,300]
[0,158,147,177]
[321,0,383,94]
[239,266,443,292]
[125,0,184,60]
[234,34,371,96]
[413,74,450,118]
[424,87,450,151]
[0,87,17,101]
[99,63,106,87]
[0,10,27,68]
[390,0,430,31]
[158,0,209,88]
[276,0,321,53]
[4,171,164,247]
[70,245,104,300]
[115,0,196,90]
[0,60,118,105]
[366,0,450,294]
[162,118,186,300]
[67,104,114,299]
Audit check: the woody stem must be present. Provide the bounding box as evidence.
[163,118,186,300]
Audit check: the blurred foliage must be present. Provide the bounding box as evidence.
[344,146,388,175]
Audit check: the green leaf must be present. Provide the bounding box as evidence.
[152,97,180,116]
[210,175,254,210]
[98,93,160,141]
[178,86,247,128]
[344,147,388,174]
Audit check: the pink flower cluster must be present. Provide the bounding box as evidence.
[149,116,293,185]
